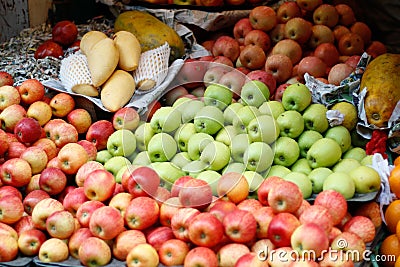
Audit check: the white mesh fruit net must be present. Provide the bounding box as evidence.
[59,52,93,92]
[133,42,171,92]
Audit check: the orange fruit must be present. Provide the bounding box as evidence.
[396,256,400,267]
[380,234,400,267]
[389,165,400,199]
[385,200,400,234]
[394,155,400,166]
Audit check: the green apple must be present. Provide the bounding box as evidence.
[106,129,137,157]
[273,136,300,167]
[232,105,261,134]
[240,80,270,108]
[150,106,182,133]
[308,167,333,194]
[349,165,381,194]
[171,152,192,169]
[223,102,244,125]
[172,96,192,112]
[324,125,352,153]
[181,99,205,123]
[243,170,265,192]
[132,151,151,166]
[361,155,373,166]
[174,123,197,152]
[200,141,231,171]
[134,122,155,151]
[302,103,329,133]
[307,138,342,168]
[147,132,178,162]
[193,105,224,135]
[323,172,355,199]
[291,158,312,175]
[283,171,313,199]
[259,100,285,119]
[297,130,323,158]
[281,82,312,112]
[203,84,233,110]
[197,170,221,195]
[265,165,291,178]
[332,158,361,173]
[151,161,186,189]
[276,110,304,138]
[230,133,250,163]
[181,160,208,177]
[104,156,131,177]
[187,132,214,161]
[243,142,274,173]
[215,125,237,146]
[222,162,247,175]
[343,147,367,162]
[96,149,112,164]
[247,114,280,144]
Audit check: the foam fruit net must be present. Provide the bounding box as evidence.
[134,42,170,91]
[59,52,93,92]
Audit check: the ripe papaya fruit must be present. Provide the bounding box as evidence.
[114,10,185,63]
[360,53,400,128]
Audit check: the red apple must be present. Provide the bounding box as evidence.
[31,198,65,230]
[46,209,75,239]
[297,56,328,81]
[338,32,364,56]
[314,42,340,67]
[314,189,348,226]
[269,23,286,45]
[68,227,94,259]
[256,176,284,205]
[353,201,382,229]
[77,139,97,161]
[271,39,303,65]
[146,225,175,251]
[244,29,271,53]
[239,44,266,70]
[126,166,160,198]
[0,158,32,187]
[89,206,125,240]
[25,174,41,194]
[161,86,189,106]
[86,120,115,150]
[268,179,303,213]
[49,92,76,118]
[366,41,387,59]
[284,17,313,44]
[0,185,22,200]
[203,65,230,87]
[265,54,293,85]
[217,69,246,97]
[188,212,224,248]
[23,189,50,215]
[327,63,354,85]
[14,117,42,144]
[249,6,277,32]
[38,167,67,196]
[212,56,234,68]
[170,175,194,197]
[33,138,58,161]
[247,69,277,97]
[125,196,160,230]
[171,207,201,242]
[350,21,372,47]
[158,238,190,266]
[344,55,361,69]
[274,83,290,101]
[237,198,262,214]
[84,169,116,202]
[236,252,270,267]
[233,18,254,45]
[34,40,64,59]
[308,24,335,49]
[179,178,213,210]
[159,197,182,227]
[0,195,24,224]
[27,100,53,126]
[17,78,45,105]
[330,231,366,262]
[45,120,79,148]
[0,71,14,87]
[112,229,146,261]
[52,20,78,46]
[313,4,339,28]
[67,108,93,134]
[335,3,356,26]
[267,212,301,247]
[212,36,241,63]
[223,208,257,243]
[62,187,89,216]
[78,236,112,267]
[75,160,105,187]
[176,59,208,89]
[153,186,171,206]
[342,215,376,243]
[277,1,302,23]
[209,199,237,222]
[17,228,46,256]
[299,204,334,235]
[108,192,133,218]
[253,206,275,239]
[76,200,105,228]
[333,25,351,43]
[184,246,219,267]
[217,243,250,267]
[57,142,89,175]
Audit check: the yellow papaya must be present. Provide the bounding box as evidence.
[360,53,400,128]
[114,10,185,63]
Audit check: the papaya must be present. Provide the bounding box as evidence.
[114,10,185,63]
[360,53,400,128]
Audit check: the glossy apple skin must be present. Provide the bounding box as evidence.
[52,20,78,46]
[34,40,64,59]
[14,117,42,144]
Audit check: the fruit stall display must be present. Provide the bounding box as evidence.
[0,0,399,266]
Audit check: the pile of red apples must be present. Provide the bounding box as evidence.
[0,73,384,267]
[198,0,386,100]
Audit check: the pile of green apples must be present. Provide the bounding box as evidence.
[100,77,381,201]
